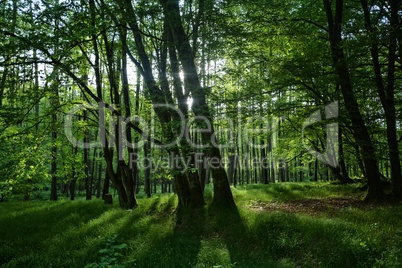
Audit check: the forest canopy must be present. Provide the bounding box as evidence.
[0,0,401,208]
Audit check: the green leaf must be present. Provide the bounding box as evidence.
[116,244,127,249]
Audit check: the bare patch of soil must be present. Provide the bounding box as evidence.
[248,196,402,216]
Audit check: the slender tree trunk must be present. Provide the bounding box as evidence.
[323,0,384,199]
[70,146,78,200]
[91,149,97,196]
[246,142,250,184]
[50,69,59,201]
[102,171,109,199]
[0,65,8,108]
[270,152,275,183]
[96,160,102,198]
[135,71,141,195]
[144,141,151,198]
[353,143,367,179]
[0,0,17,108]
[50,111,58,200]
[84,110,92,200]
[228,143,235,185]
[314,157,318,182]
[361,0,402,197]
[299,158,303,182]
[338,126,354,183]
[261,134,269,184]
[121,26,137,207]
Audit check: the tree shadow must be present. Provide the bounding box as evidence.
[117,198,206,268]
[237,210,373,267]
[207,206,264,267]
[207,206,302,267]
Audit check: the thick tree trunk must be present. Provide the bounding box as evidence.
[162,23,204,207]
[162,0,235,208]
[120,0,201,210]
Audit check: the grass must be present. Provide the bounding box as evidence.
[0,182,401,267]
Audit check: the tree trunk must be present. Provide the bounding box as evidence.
[96,160,102,198]
[84,110,92,200]
[162,0,235,208]
[144,141,151,198]
[323,0,384,200]
[361,0,402,197]
[314,157,318,182]
[228,144,235,185]
[261,137,269,184]
[246,143,250,184]
[0,0,17,108]
[50,70,59,201]
[120,26,137,207]
[338,127,354,183]
[102,171,109,199]
[162,22,204,207]
[120,0,200,210]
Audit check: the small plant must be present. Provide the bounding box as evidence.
[0,181,12,202]
[86,234,127,268]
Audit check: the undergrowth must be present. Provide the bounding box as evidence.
[0,182,401,268]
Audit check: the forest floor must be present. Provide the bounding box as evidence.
[1,182,402,268]
[248,196,400,215]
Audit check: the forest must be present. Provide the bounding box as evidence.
[0,0,402,267]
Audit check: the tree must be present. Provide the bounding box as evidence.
[160,0,235,207]
[360,0,402,197]
[322,0,384,199]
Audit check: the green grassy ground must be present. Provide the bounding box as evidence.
[0,182,401,268]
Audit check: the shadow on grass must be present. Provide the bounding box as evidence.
[202,202,386,268]
[117,197,206,268]
[2,184,393,268]
[244,211,385,268]
[206,206,289,268]
[0,200,127,268]
[234,182,364,204]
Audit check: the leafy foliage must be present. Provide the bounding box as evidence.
[85,234,128,268]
